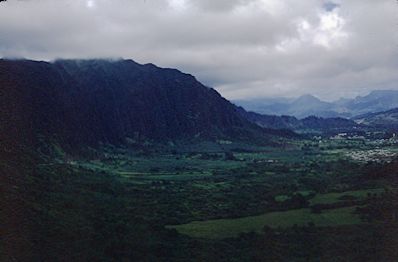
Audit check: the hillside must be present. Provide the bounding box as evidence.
[353,108,398,129]
[346,91,398,116]
[237,108,358,133]
[0,59,294,152]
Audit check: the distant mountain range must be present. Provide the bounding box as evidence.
[237,107,359,133]
[234,90,398,119]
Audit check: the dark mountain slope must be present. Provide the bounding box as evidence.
[0,59,291,150]
[353,108,398,129]
[300,116,358,130]
[237,107,300,130]
[0,60,76,149]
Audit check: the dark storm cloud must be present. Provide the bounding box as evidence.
[323,2,340,12]
[0,0,396,100]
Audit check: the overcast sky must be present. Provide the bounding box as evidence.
[0,0,397,101]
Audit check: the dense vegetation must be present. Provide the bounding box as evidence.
[2,137,398,261]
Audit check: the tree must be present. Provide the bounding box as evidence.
[225,151,236,161]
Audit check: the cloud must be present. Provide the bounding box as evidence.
[323,2,340,12]
[0,0,396,101]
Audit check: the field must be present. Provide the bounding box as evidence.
[57,139,394,225]
[168,206,361,239]
[309,188,385,205]
[18,136,398,261]
[168,186,387,239]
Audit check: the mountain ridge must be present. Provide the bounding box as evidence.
[237,107,359,133]
[352,107,398,129]
[0,58,296,152]
[234,90,398,119]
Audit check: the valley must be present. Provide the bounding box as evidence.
[20,134,396,261]
[2,59,398,261]
[1,0,397,258]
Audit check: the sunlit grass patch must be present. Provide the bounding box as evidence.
[168,206,361,239]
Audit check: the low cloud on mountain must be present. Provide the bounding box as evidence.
[0,0,396,100]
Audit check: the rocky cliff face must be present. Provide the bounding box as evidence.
[1,59,287,150]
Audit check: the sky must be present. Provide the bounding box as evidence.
[0,0,397,101]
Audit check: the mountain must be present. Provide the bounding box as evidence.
[353,108,398,129]
[299,116,359,131]
[235,95,338,119]
[345,90,398,116]
[233,97,292,116]
[234,90,398,119]
[287,95,336,119]
[237,108,358,133]
[0,59,295,151]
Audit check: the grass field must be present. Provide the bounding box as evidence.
[309,188,385,205]
[168,206,361,239]
[74,154,244,173]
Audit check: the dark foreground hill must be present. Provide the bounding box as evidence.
[0,59,296,151]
